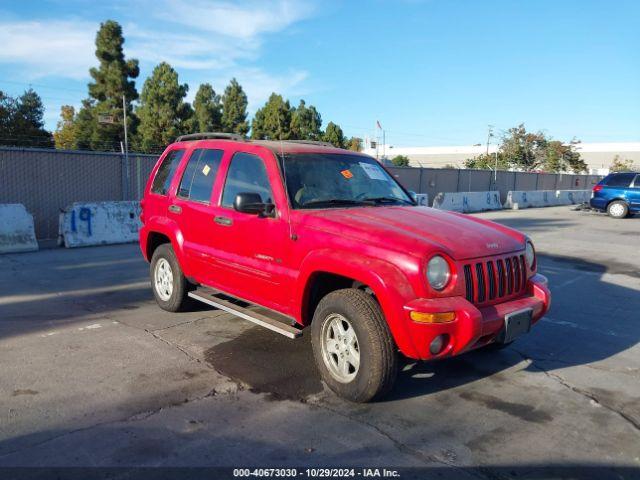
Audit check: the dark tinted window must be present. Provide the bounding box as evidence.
[221,152,273,207]
[603,173,635,187]
[177,149,223,203]
[151,150,185,195]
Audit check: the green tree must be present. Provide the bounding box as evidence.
[290,99,322,140]
[53,105,78,149]
[85,20,139,150]
[323,121,345,148]
[391,155,410,167]
[543,140,587,173]
[464,152,509,170]
[347,137,363,152]
[610,155,635,172]
[190,83,222,132]
[500,124,548,171]
[74,99,97,150]
[221,78,249,135]
[0,91,12,135]
[0,89,52,147]
[136,62,192,152]
[251,93,292,140]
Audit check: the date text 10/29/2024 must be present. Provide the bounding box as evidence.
[233,468,401,478]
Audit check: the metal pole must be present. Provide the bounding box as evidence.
[122,94,130,199]
[383,129,386,159]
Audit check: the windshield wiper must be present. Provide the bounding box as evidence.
[301,198,372,208]
[361,196,413,205]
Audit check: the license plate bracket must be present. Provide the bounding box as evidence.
[502,308,533,343]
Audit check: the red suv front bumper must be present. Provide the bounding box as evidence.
[400,274,550,360]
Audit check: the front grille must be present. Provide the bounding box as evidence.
[463,254,527,305]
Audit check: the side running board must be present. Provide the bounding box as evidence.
[188,287,303,339]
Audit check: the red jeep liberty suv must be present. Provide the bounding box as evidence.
[139,133,551,402]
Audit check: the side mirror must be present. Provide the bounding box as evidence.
[408,190,418,201]
[233,192,275,217]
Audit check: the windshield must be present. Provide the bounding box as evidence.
[280,153,414,209]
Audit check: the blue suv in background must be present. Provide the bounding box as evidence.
[590,172,640,218]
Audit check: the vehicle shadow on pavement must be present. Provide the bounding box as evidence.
[383,252,640,403]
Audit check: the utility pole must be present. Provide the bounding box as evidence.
[486,124,493,156]
[122,94,130,199]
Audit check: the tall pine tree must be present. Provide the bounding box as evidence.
[251,93,292,140]
[0,89,52,147]
[75,20,139,150]
[136,62,192,152]
[323,121,346,148]
[190,83,222,133]
[290,99,322,140]
[221,78,249,135]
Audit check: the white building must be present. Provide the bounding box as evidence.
[363,141,640,174]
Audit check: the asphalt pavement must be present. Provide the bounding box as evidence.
[0,206,638,479]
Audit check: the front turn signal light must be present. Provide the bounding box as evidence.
[410,311,456,323]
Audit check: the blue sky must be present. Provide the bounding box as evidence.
[0,0,638,146]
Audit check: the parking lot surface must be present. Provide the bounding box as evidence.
[0,206,639,478]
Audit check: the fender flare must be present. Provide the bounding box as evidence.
[296,248,421,357]
[143,217,190,276]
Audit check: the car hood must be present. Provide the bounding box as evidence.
[298,206,525,260]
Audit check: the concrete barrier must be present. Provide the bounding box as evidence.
[0,204,39,253]
[58,201,141,248]
[414,193,429,206]
[432,191,502,213]
[505,190,591,209]
[504,190,555,209]
[556,190,590,205]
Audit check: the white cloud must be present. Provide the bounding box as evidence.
[0,20,95,79]
[158,0,314,39]
[0,0,315,116]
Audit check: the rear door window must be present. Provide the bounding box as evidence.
[177,149,224,203]
[151,149,185,195]
[603,173,635,187]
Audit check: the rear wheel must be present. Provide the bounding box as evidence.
[311,289,397,402]
[607,201,629,219]
[150,243,190,312]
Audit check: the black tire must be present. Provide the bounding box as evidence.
[311,288,397,402]
[150,243,190,312]
[607,200,629,219]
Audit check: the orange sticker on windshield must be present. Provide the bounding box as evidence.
[340,169,353,179]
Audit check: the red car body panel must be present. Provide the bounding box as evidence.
[140,139,551,360]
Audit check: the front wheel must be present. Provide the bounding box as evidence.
[150,243,190,312]
[607,201,629,219]
[311,289,398,402]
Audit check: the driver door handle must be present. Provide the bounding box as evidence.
[214,215,233,226]
[168,204,182,214]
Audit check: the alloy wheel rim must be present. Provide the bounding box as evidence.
[154,258,174,301]
[321,313,360,383]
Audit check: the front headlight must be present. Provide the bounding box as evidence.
[427,255,451,290]
[525,241,536,269]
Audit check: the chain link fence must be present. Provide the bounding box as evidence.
[0,147,601,240]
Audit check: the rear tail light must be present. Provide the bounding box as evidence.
[592,185,603,193]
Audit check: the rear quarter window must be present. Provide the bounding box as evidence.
[603,173,635,188]
[151,149,185,195]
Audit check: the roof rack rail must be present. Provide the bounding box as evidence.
[175,132,246,142]
[285,140,335,148]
